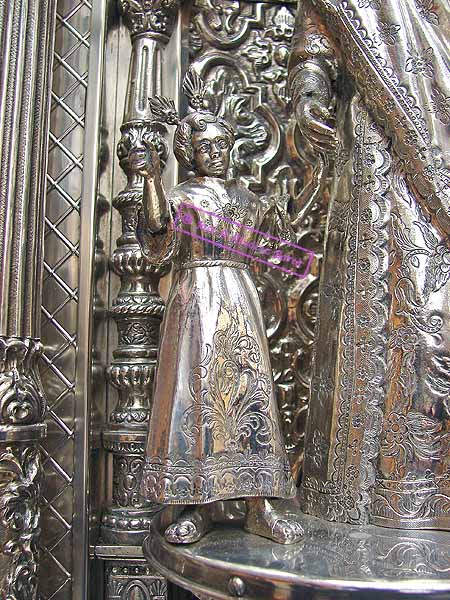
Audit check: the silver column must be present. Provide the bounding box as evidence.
[0,0,56,597]
[101,0,180,546]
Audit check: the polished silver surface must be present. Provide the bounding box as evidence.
[100,0,181,550]
[40,1,94,598]
[289,0,450,531]
[187,0,326,481]
[135,69,310,546]
[146,502,450,600]
[72,0,107,596]
[10,0,447,596]
[0,0,57,597]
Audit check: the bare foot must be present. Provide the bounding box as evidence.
[165,506,212,544]
[244,498,303,545]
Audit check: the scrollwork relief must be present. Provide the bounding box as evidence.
[0,338,45,427]
[0,445,42,600]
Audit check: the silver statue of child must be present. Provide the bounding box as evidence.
[131,69,303,545]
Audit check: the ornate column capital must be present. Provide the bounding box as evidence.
[119,0,180,41]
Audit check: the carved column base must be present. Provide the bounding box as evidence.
[105,560,167,599]
[101,431,160,544]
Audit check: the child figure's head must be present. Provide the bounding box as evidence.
[174,112,235,177]
[149,68,235,179]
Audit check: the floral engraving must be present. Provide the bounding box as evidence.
[414,0,440,25]
[377,22,401,46]
[381,411,449,477]
[183,311,273,451]
[429,87,450,125]
[405,47,435,78]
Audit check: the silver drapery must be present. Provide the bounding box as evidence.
[138,177,296,504]
[290,0,450,529]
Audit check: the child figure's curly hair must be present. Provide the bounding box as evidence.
[174,112,235,171]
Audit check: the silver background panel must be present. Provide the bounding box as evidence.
[40,1,91,597]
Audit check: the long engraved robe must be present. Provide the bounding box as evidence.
[289,0,450,528]
[137,177,296,504]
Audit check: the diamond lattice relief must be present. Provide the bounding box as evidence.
[39,1,91,598]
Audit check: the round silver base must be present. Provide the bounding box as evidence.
[144,501,450,599]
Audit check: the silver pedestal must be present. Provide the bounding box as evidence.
[144,502,450,599]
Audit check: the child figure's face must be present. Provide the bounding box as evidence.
[191,123,231,178]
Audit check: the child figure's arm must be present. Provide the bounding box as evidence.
[130,145,179,265]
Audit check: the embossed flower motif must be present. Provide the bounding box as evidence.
[312,373,334,408]
[430,87,450,125]
[343,494,355,510]
[363,174,376,191]
[121,322,151,345]
[356,334,374,354]
[377,22,400,46]
[415,0,440,26]
[348,439,359,456]
[382,412,408,448]
[219,200,247,223]
[382,412,443,477]
[389,326,419,352]
[311,429,329,469]
[405,47,435,78]
[428,243,450,293]
[356,361,373,382]
[435,244,450,273]
[363,152,376,168]
[345,464,358,484]
[354,384,368,406]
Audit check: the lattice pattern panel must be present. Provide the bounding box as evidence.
[39,1,91,598]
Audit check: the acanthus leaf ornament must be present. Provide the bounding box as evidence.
[0,446,42,600]
[119,0,180,38]
[0,339,45,427]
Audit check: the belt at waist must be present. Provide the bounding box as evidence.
[173,259,250,272]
